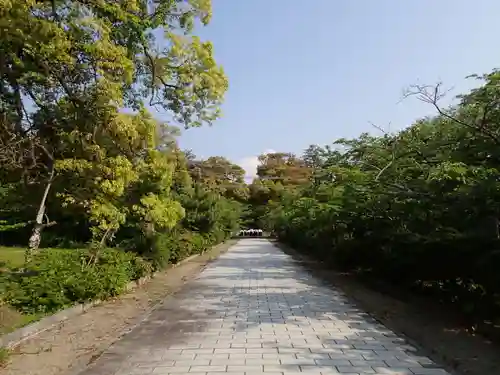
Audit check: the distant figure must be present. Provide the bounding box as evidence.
[238,229,264,237]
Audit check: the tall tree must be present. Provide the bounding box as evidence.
[247,70,500,330]
[257,152,312,186]
[0,0,228,251]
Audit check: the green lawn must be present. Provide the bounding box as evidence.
[0,304,41,335]
[0,247,25,268]
[0,247,63,335]
[0,247,75,268]
[0,247,37,336]
[0,347,9,367]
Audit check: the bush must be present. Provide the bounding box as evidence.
[147,229,223,270]
[3,248,151,314]
[190,232,208,254]
[128,255,153,280]
[149,232,175,270]
[148,230,193,269]
[279,230,500,323]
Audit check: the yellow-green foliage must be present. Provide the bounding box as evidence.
[0,0,228,242]
[0,0,242,317]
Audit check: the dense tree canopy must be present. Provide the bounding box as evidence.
[2,0,500,340]
[246,71,500,333]
[0,0,235,263]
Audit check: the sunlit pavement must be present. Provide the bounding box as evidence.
[78,239,450,375]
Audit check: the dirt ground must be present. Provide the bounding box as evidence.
[274,242,500,375]
[0,240,237,375]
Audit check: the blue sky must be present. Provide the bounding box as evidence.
[175,0,500,179]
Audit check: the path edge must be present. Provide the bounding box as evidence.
[270,239,461,375]
[65,239,237,375]
[0,249,216,349]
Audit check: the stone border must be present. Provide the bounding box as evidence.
[0,252,203,349]
[64,240,236,375]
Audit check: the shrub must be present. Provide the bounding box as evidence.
[129,255,153,280]
[148,230,193,269]
[147,229,224,270]
[149,232,175,270]
[3,248,150,314]
[190,232,207,254]
[174,230,195,262]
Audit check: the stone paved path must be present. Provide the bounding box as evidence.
[77,239,450,375]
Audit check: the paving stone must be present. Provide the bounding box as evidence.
[226,365,263,372]
[264,364,301,372]
[76,239,450,375]
[174,359,211,366]
[300,365,340,373]
[196,354,230,360]
[152,367,191,374]
[409,369,450,375]
[336,365,375,373]
[349,359,386,367]
[372,369,414,375]
[189,365,227,372]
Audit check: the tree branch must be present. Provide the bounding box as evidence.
[403,83,500,145]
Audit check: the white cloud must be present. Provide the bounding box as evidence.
[238,149,276,183]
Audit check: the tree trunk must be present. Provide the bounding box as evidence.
[13,82,23,133]
[26,165,55,262]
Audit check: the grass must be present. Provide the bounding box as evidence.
[0,304,41,335]
[0,347,9,367]
[0,247,29,336]
[0,247,25,268]
[0,248,41,336]
[0,247,66,336]
[0,247,78,269]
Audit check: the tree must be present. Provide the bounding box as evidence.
[246,70,500,329]
[0,0,228,252]
[257,152,312,185]
[187,155,249,201]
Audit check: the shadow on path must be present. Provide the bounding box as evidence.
[77,239,450,375]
